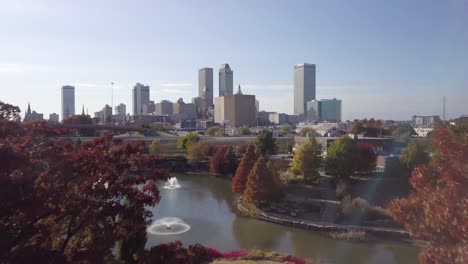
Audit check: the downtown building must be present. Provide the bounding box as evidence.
[306,98,342,122]
[294,63,316,116]
[24,103,44,122]
[132,83,150,115]
[214,85,256,127]
[61,85,75,121]
[199,67,214,118]
[219,64,233,96]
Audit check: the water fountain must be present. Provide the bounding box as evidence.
[147,217,191,235]
[163,177,181,189]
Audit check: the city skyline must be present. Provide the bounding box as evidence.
[1,0,467,120]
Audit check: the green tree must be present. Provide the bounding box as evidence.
[400,141,430,172]
[289,138,322,180]
[254,130,277,156]
[392,124,416,143]
[241,125,250,135]
[244,156,280,206]
[177,132,200,151]
[325,136,358,178]
[280,125,292,136]
[299,127,317,137]
[205,127,220,136]
[149,139,160,155]
[187,141,211,166]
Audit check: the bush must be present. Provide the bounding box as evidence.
[241,125,250,135]
[187,141,212,166]
[206,127,221,136]
[149,139,160,155]
[177,132,200,151]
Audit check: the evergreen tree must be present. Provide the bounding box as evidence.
[254,130,277,156]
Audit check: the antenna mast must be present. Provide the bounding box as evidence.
[443,96,446,121]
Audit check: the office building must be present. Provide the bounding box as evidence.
[412,115,441,127]
[320,99,342,122]
[94,104,112,123]
[142,101,155,115]
[173,98,196,123]
[219,64,233,96]
[306,100,321,122]
[115,103,126,117]
[49,113,59,123]
[214,85,256,127]
[306,98,342,122]
[61,85,75,121]
[155,100,173,116]
[199,67,213,116]
[294,63,316,115]
[132,83,150,115]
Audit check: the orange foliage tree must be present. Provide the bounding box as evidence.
[210,145,238,175]
[232,144,257,195]
[388,127,468,263]
[243,156,280,206]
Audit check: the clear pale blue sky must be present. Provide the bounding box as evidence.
[1,0,467,120]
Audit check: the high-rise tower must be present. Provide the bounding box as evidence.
[294,63,316,115]
[199,67,213,116]
[132,83,150,115]
[61,85,75,121]
[219,64,233,96]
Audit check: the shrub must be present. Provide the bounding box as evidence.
[177,132,200,151]
[149,139,160,155]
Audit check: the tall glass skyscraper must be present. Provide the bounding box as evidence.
[294,63,316,115]
[61,85,75,121]
[219,64,233,96]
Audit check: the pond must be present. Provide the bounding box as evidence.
[146,174,419,264]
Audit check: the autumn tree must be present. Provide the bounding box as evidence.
[232,145,257,195]
[254,130,277,156]
[289,137,322,180]
[388,127,468,263]
[400,141,430,172]
[0,103,169,262]
[325,136,358,178]
[210,145,238,175]
[177,132,200,151]
[355,142,377,174]
[243,156,280,206]
[392,124,416,143]
[62,114,95,136]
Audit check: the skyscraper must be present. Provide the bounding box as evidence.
[294,63,316,115]
[61,85,75,121]
[219,64,233,96]
[132,83,150,115]
[198,68,213,116]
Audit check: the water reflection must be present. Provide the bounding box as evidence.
[147,174,419,264]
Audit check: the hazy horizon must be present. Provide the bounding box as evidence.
[1,0,467,120]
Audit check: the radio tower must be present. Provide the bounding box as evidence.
[443,96,446,121]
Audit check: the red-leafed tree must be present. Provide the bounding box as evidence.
[355,142,377,173]
[388,127,468,263]
[243,156,280,206]
[0,103,169,262]
[232,144,257,195]
[210,145,238,175]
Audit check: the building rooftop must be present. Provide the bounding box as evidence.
[294,63,316,68]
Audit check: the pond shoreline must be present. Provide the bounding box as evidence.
[235,198,411,241]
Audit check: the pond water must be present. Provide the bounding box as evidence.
[146,174,419,264]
